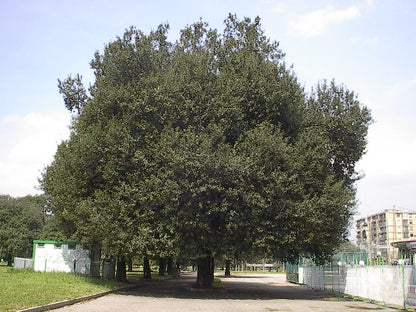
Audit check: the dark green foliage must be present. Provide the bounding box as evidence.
[0,195,47,264]
[39,215,69,242]
[58,74,88,114]
[305,80,372,185]
[41,15,372,285]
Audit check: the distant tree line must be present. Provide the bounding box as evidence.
[0,195,65,266]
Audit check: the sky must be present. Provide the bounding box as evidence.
[1,0,415,235]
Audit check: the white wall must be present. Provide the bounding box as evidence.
[14,257,33,269]
[33,242,90,275]
[297,265,416,309]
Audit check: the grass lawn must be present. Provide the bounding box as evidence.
[213,277,224,288]
[126,270,173,281]
[216,270,285,276]
[0,265,123,312]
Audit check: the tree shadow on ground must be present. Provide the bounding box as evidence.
[121,273,341,301]
[219,274,272,278]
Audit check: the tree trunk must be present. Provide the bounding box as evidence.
[158,258,165,276]
[196,255,214,288]
[90,245,101,278]
[225,259,231,277]
[143,256,151,279]
[102,261,115,280]
[116,256,127,282]
[166,257,174,275]
[127,258,133,272]
[7,255,13,267]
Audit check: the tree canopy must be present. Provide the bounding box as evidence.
[41,15,372,286]
[0,195,48,265]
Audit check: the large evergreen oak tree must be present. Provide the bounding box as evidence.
[41,15,372,287]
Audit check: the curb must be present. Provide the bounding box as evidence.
[18,284,142,312]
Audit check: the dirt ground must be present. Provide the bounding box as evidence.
[54,273,400,312]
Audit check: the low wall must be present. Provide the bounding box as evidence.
[14,257,33,269]
[297,265,416,309]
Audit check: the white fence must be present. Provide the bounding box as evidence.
[296,265,416,309]
[13,257,33,269]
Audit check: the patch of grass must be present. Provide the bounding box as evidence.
[126,270,173,281]
[216,270,284,276]
[0,267,122,312]
[241,270,284,275]
[126,270,143,279]
[212,277,224,289]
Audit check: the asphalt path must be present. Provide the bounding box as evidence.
[54,273,400,312]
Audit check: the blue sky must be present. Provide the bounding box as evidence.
[1,0,415,232]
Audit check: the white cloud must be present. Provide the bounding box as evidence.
[288,5,361,38]
[355,104,416,216]
[366,0,375,8]
[389,77,416,96]
[357,114,416,177]
[0,112,70,197]
[350,36,379,44]
[272,6,285,14]
[356,174,416,218]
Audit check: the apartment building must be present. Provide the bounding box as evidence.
[356,210,416,264]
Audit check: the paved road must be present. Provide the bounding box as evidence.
[55,273,399,311]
